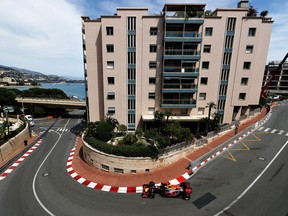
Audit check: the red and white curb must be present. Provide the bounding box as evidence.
[0,139,42,181]
[66,111,272,193]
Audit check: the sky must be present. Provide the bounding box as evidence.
[0,0,287,78]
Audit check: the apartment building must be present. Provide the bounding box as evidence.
[81,0,273,131]
[262,60,288,97]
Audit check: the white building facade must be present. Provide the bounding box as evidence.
[81,1,273,131]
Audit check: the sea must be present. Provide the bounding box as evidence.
[11,82,86,100]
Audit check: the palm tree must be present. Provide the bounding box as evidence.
[206,102,217,133]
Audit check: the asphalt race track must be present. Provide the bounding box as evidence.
[0,105,288,216]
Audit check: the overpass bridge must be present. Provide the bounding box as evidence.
[16,97,86,109]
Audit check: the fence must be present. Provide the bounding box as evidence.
[159,108,261,156]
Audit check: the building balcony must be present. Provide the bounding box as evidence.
[161,99,196,108]
[165,31,202,42]
[162,83,197,93]
[164,49,200,60]
[164,11,204,24]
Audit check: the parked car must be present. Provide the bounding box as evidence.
[25,115,34,126]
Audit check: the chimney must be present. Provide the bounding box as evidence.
[237,0,249,9]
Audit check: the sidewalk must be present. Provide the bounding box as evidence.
[70,107,268,188]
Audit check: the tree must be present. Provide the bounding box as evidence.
[0,88,19,107]
[153,110,165,133]
[117,124,127,136]
[104,115,119,130]
[206,102,217,132]
[96,121,113,141]
[260,10,268,17]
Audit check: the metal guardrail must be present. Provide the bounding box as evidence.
[16,97,86,107]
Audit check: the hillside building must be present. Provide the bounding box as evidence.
[81,0,273,131]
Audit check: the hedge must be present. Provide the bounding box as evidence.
[84,136,158,159]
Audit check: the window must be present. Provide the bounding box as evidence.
[245,45,253,54]
[198,108,205,115]
[150,44,157,52]
[150,27,158,35]
[205,27,213,36]
[241,77,248,85]
[107,77,114,84]
[248,28,256,36]
[148,107,155,114]
[149,61,157,69]
[106,27,114,35]
[239,93,246,100]
[149,77,156,84]
[107,107,115,114]
[107,92,115,100]
[107,61,114,69]
[203,45,211,53]
[200,77,208,85]
[202,61,210,69]
[106,44,114,53]
[243,62,251,70]
[148,92,155,99]
[199,93,206,100]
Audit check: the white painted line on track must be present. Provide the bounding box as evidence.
[214,140,288,216]
[264,128,270,132]
[32,119,70,216]
[258,127,264,131]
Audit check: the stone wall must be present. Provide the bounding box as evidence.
[82,139,198,174]
[0,124,31,163]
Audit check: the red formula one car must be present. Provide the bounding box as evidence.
[141,181,192,200]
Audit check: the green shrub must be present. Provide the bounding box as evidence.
[84,136,158,159]
[95,121,114,141]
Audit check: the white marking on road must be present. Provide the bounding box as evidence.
[271,129,277,133]
[286,133,288,137]
[258,127,264,131]
[136,186,143,193]
[101,185,111,192]
[117,187,127,193]
[169,179,180,185]
[87,182,97,188]
[278,130,284,135]
[214,140,288,216]
[77,177,86,184]
[32,119,70,216]
[264,128,270,132]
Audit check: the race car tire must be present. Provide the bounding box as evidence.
[184,194,190,200]
[149,192,155,199]
[149,181,155,187]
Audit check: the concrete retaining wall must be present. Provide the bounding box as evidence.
[0,124,31,163]
[82,139,198,174]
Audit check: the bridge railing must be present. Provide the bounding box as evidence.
[15,97,86,107]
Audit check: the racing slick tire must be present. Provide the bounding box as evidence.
[149,181,155,187]
[148,192,155,199]
[184,194,190,200]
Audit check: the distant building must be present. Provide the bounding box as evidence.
[0,77,18,86]
[262,60,288,97]
[81,0,273,131]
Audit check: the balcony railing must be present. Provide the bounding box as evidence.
[163,83,197,89]
[165,31,202,38]
[162,99,196,105]
[164,49,199,56]
[163,66,199,73]
[165,11,204,19]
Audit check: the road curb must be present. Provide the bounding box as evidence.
[66,109,273,193]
